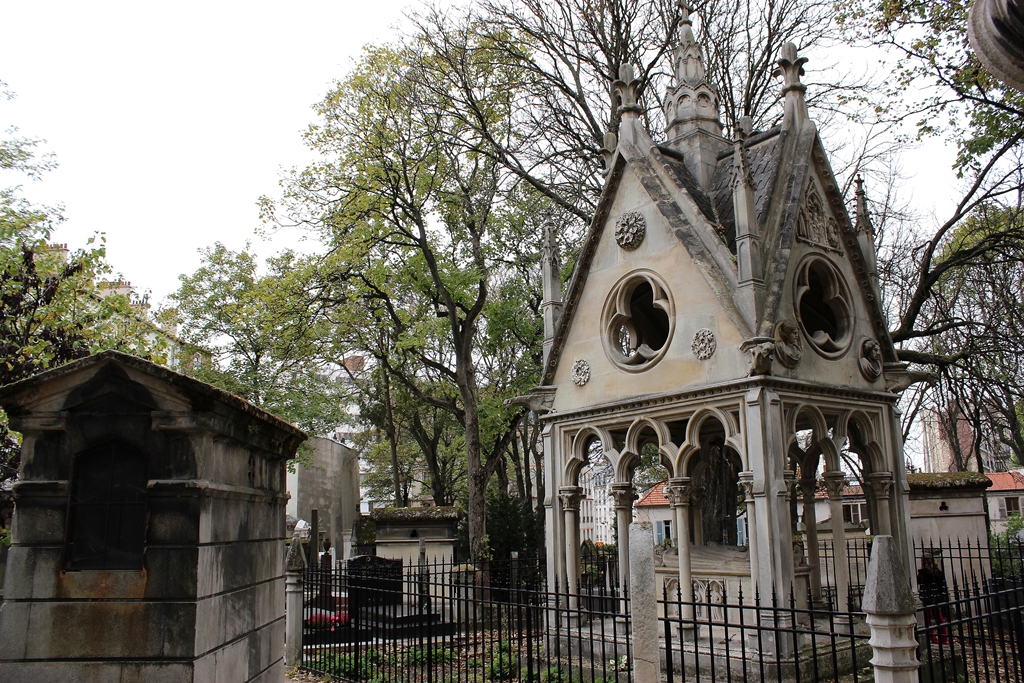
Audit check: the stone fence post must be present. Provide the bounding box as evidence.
[285,531,307,669]
[862,535,920,683]
[629,522,661,683]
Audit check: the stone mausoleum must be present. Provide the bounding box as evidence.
[0,351,305,682]
[531,8,919,610]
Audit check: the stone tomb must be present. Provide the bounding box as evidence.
[0,351,305,682]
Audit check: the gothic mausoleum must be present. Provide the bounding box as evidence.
[534,10,916,611]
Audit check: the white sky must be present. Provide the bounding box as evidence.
[0,0,960,306]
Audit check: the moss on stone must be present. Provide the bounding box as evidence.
[906,472,992,490]
[370,506,462,523]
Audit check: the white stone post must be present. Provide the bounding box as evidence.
[560,486,585,610]
[739,471,760,589]
[285,531,307,669]
[610,483,636,593]
[666,479,693,616]
[862,535,920,683]
[864,472,894,536]
[629,522,662,683]
[799,477,824,606]
[823,472,850,612]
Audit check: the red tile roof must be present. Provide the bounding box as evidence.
[987,471,1024,491]
[815,485,864,500]
[636,481,670,507]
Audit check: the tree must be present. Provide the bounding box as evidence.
[264,39,545,560]
[167,243,349,440]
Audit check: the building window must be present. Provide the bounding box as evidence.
[1001,496,1022,519]
[842,502,869,525]
[67,441,148,570]
[655,520,673,546]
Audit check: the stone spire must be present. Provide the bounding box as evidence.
[854,176,879,292]
[540,211,563,367]
[732,133,766,330]
[663,2,728,190]
[775,43,809,133]
[612,64,643,146]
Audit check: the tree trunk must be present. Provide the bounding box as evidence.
[381,367,403,507]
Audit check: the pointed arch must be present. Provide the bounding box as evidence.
[567,426,617,486]
[674,407,742,476]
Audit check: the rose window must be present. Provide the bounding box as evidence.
[793,255,853,358]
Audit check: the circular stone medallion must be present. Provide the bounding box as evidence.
[614,211,646,250]
[692,328,716,360]
[571,359,591,386]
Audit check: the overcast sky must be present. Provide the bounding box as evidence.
[1,0,959,305]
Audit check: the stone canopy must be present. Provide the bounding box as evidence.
[531,12,916,608]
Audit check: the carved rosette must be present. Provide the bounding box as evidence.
[859,338,883,381]
[614,210,646,250]
[558,486,586,511]
[571,359,591,386]
[822,472,847,501]
[864,472,894,501]
[774,320,802,369]
[692,328,716,359]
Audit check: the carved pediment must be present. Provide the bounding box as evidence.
[796,182,841,254]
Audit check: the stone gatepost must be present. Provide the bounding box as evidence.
[0,351,306,682]
[285,531,307,669]
[862,535,920,683]
[628,522,661,683]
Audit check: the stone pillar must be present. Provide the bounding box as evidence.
[628,522,662,683]
[862,535,919,683]
[559,486,585,601]
[823,472,850,612]
[864,472,894,536]
[610,484,636,593]
[690,486,705,546]
[285,533,307,668]
[799,478,824,606]
[667,478,694,625]
[739,472,759,589]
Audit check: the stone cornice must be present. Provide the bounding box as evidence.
[540,375,897,424]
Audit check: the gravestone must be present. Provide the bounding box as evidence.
[0,351,305,682]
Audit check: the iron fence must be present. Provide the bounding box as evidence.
[915,537,1024,683]
[301,557,631,683]
[660,582,870,683]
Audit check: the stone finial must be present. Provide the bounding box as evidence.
[286,531,307,572]
[674,1,706,86]
[600,131,618,176]
[862,535,915,615]
[855,175,873,235]
[775,43,809,130]
[612,64,643,119]
[737,115,753,140]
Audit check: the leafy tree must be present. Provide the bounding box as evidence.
[167,243,348,440]
[264,38,545,561]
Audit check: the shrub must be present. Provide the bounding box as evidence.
[487,642,517,681]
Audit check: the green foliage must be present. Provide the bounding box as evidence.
[485,488,544,562]
[487,642,517,681]
[168,243,348,441]
[990,513,1024,579]
[306,648,381,680]
[1,526,10,547]
[404,646,454,666]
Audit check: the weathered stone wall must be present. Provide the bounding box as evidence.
[286,436,360,560]
[0,352,304,683]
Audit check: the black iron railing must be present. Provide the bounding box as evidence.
[660,582,870,683]
[301,557,631,683]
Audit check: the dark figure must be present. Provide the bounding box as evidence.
[317,538,334,610]
[918,554,949,644]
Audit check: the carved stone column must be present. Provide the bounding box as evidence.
[559,486,586,601]
[823,472,850,612]
[864,472,894,536]
[610,483,637,593]
[739,472,759,590]
[690,485,705,546]
[799,478,824,606]
[285,531,307,668]
[666,478,694,626]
